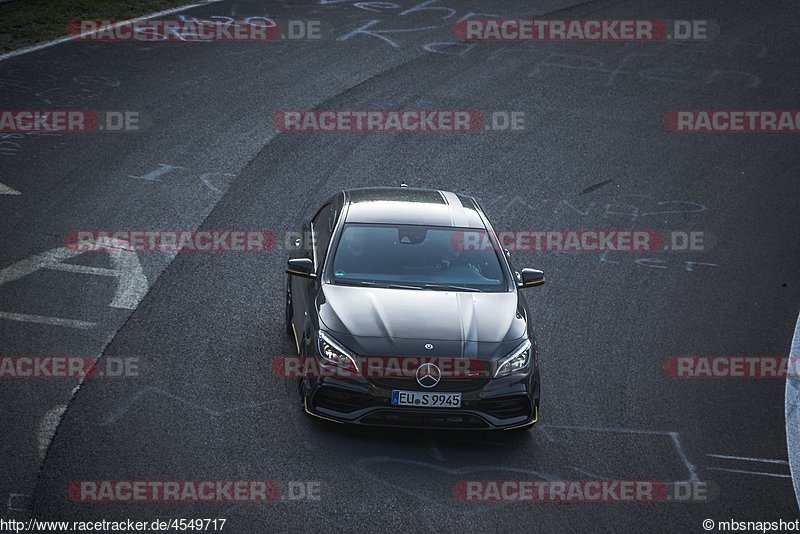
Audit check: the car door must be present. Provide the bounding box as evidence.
[291,198,339,353]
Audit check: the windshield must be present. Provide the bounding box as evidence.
[330,224,507,292]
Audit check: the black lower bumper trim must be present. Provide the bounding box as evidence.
[359,409,490,429]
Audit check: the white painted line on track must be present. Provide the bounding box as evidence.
[706,454,789,465]
[785,309,800,509]
[0,237,147,310]
[542,424,698,481]
[0,0,223,63]
[0,311,95,329]
[0,182,21,195]
[6,493,31,513]
[707,467,791,479]
[670,431,699,482]
[37,404,67,458]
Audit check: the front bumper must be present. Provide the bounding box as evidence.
[301,369,539,430]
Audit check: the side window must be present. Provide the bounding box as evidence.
[311,204,335,272]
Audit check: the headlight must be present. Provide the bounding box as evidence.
[317,331,359,372]
[494,339,532,378]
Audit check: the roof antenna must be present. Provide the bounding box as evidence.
[400,181,408,188]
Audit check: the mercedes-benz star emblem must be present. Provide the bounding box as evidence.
[416,363,441,388]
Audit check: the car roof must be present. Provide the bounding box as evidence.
[342,187,486,228]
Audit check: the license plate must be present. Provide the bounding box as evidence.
[391,390,461,408]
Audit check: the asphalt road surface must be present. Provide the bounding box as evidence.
[1,0,799,532]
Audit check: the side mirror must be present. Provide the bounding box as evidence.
[286,258,316,278]
[518,268,544,288]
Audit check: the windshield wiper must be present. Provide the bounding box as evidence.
[335,280,423,290]
[423,283,481,293]
[335,279,376,286]
[336,280,479,292]
[387,284,423,290]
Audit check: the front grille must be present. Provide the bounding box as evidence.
[370,377,488,392]
[360,410,489,429]
[477,396,532,420]
[313,387,376,413]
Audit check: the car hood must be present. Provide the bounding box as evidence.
[318,285,527,347]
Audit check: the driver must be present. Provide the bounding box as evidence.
[430,232,481,275]
[334,226,370,274]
